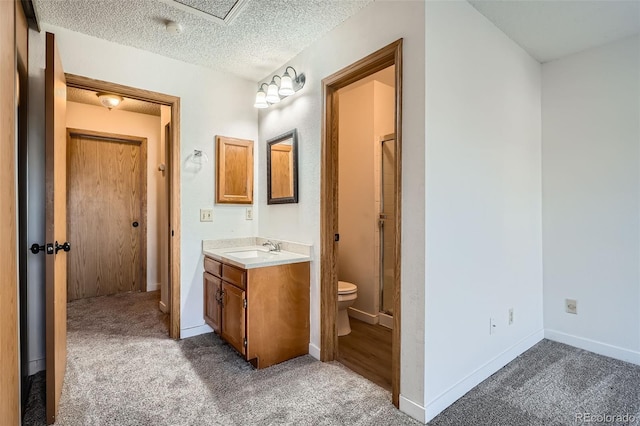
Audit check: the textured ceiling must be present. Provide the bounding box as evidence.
[32,0,639,82]
[67,87,161,116]
[33,0,372,81]
[469,0,640,63]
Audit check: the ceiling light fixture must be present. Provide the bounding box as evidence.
[96,92,123,110]
[254,66,305,109]
[166,21,183,35]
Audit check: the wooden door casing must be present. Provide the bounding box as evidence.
[64,74,181,339]
[221,282,246,356]
[321,39,403,407]
[45,32,68,425]
[66,129,146,301]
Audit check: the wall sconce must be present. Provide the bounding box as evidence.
[254,66,305,108]
[96,92,123,110]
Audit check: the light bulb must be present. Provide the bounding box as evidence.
[265,81,280,104]
[278,72,294,97]
[96,93,123,109]
[254,90,268,108]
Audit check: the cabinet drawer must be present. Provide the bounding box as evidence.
[222,264,246,290]
[204,257,222,277]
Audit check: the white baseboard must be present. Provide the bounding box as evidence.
[347,307,378,325]
[147,283,160,292]
[379,312,393,329]
[28,358,46,376]
[180,323,212,339]
[425,329,544,423]
[308,343,321,360]
[158,300,168,313]
[400,395,425,423]
[545,329,640,366]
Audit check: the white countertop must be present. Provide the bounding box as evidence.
[203,245,311,270]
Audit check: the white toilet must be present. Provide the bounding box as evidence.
[337,281,358,336]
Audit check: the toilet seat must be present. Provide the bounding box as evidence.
[338,281,357,295]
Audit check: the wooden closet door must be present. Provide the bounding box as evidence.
[66,130,145,300]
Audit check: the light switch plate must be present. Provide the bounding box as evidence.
[200,208,213,222]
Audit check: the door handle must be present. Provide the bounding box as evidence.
[55,241,71,254]
[30,243,54,255]
[132,221,139,228]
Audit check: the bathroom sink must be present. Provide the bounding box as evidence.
[225,249,278,259]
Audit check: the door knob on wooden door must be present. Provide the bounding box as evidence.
[132,221,139,228]
[54,241,71,254]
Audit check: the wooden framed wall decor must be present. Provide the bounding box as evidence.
[216,135,254,204]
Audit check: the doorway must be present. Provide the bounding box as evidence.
[320,40,403,406]
[65,74,182,339]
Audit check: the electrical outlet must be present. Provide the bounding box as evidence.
[246,207,253,220]
[200,208,213,222]
[508,308,514,325]
[489,317,497,335]
[565,299,577,314]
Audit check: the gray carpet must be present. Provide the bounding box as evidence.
[30,291,418,425]
[429,340,640,426]
[22,291,640,425]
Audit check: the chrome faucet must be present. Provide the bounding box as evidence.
[262,240,281,252]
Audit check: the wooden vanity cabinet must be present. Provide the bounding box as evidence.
[203,256,310,369]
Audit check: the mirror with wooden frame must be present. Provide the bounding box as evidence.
[267,129,298,204]
[216,135,254,204]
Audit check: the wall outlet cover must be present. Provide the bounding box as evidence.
[246,207,253,220]
[489,317,497,335]
[565,298,577,314]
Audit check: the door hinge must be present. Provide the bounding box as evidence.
[243,298,247,309]
[243,337,247,347]
[334,233,340,242]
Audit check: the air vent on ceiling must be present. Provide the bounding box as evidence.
[158,0,248,26]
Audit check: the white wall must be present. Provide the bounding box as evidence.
[257,0,426,418]
[65,102,162,291]
[425,1,543,421]
[26,25,259,368]
[542,35,640,363]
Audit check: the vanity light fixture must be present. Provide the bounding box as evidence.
[96,92,123,110]
[254,66,305,108]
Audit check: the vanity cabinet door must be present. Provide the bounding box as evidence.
[221,282,246,356]
[203,272,221,333]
